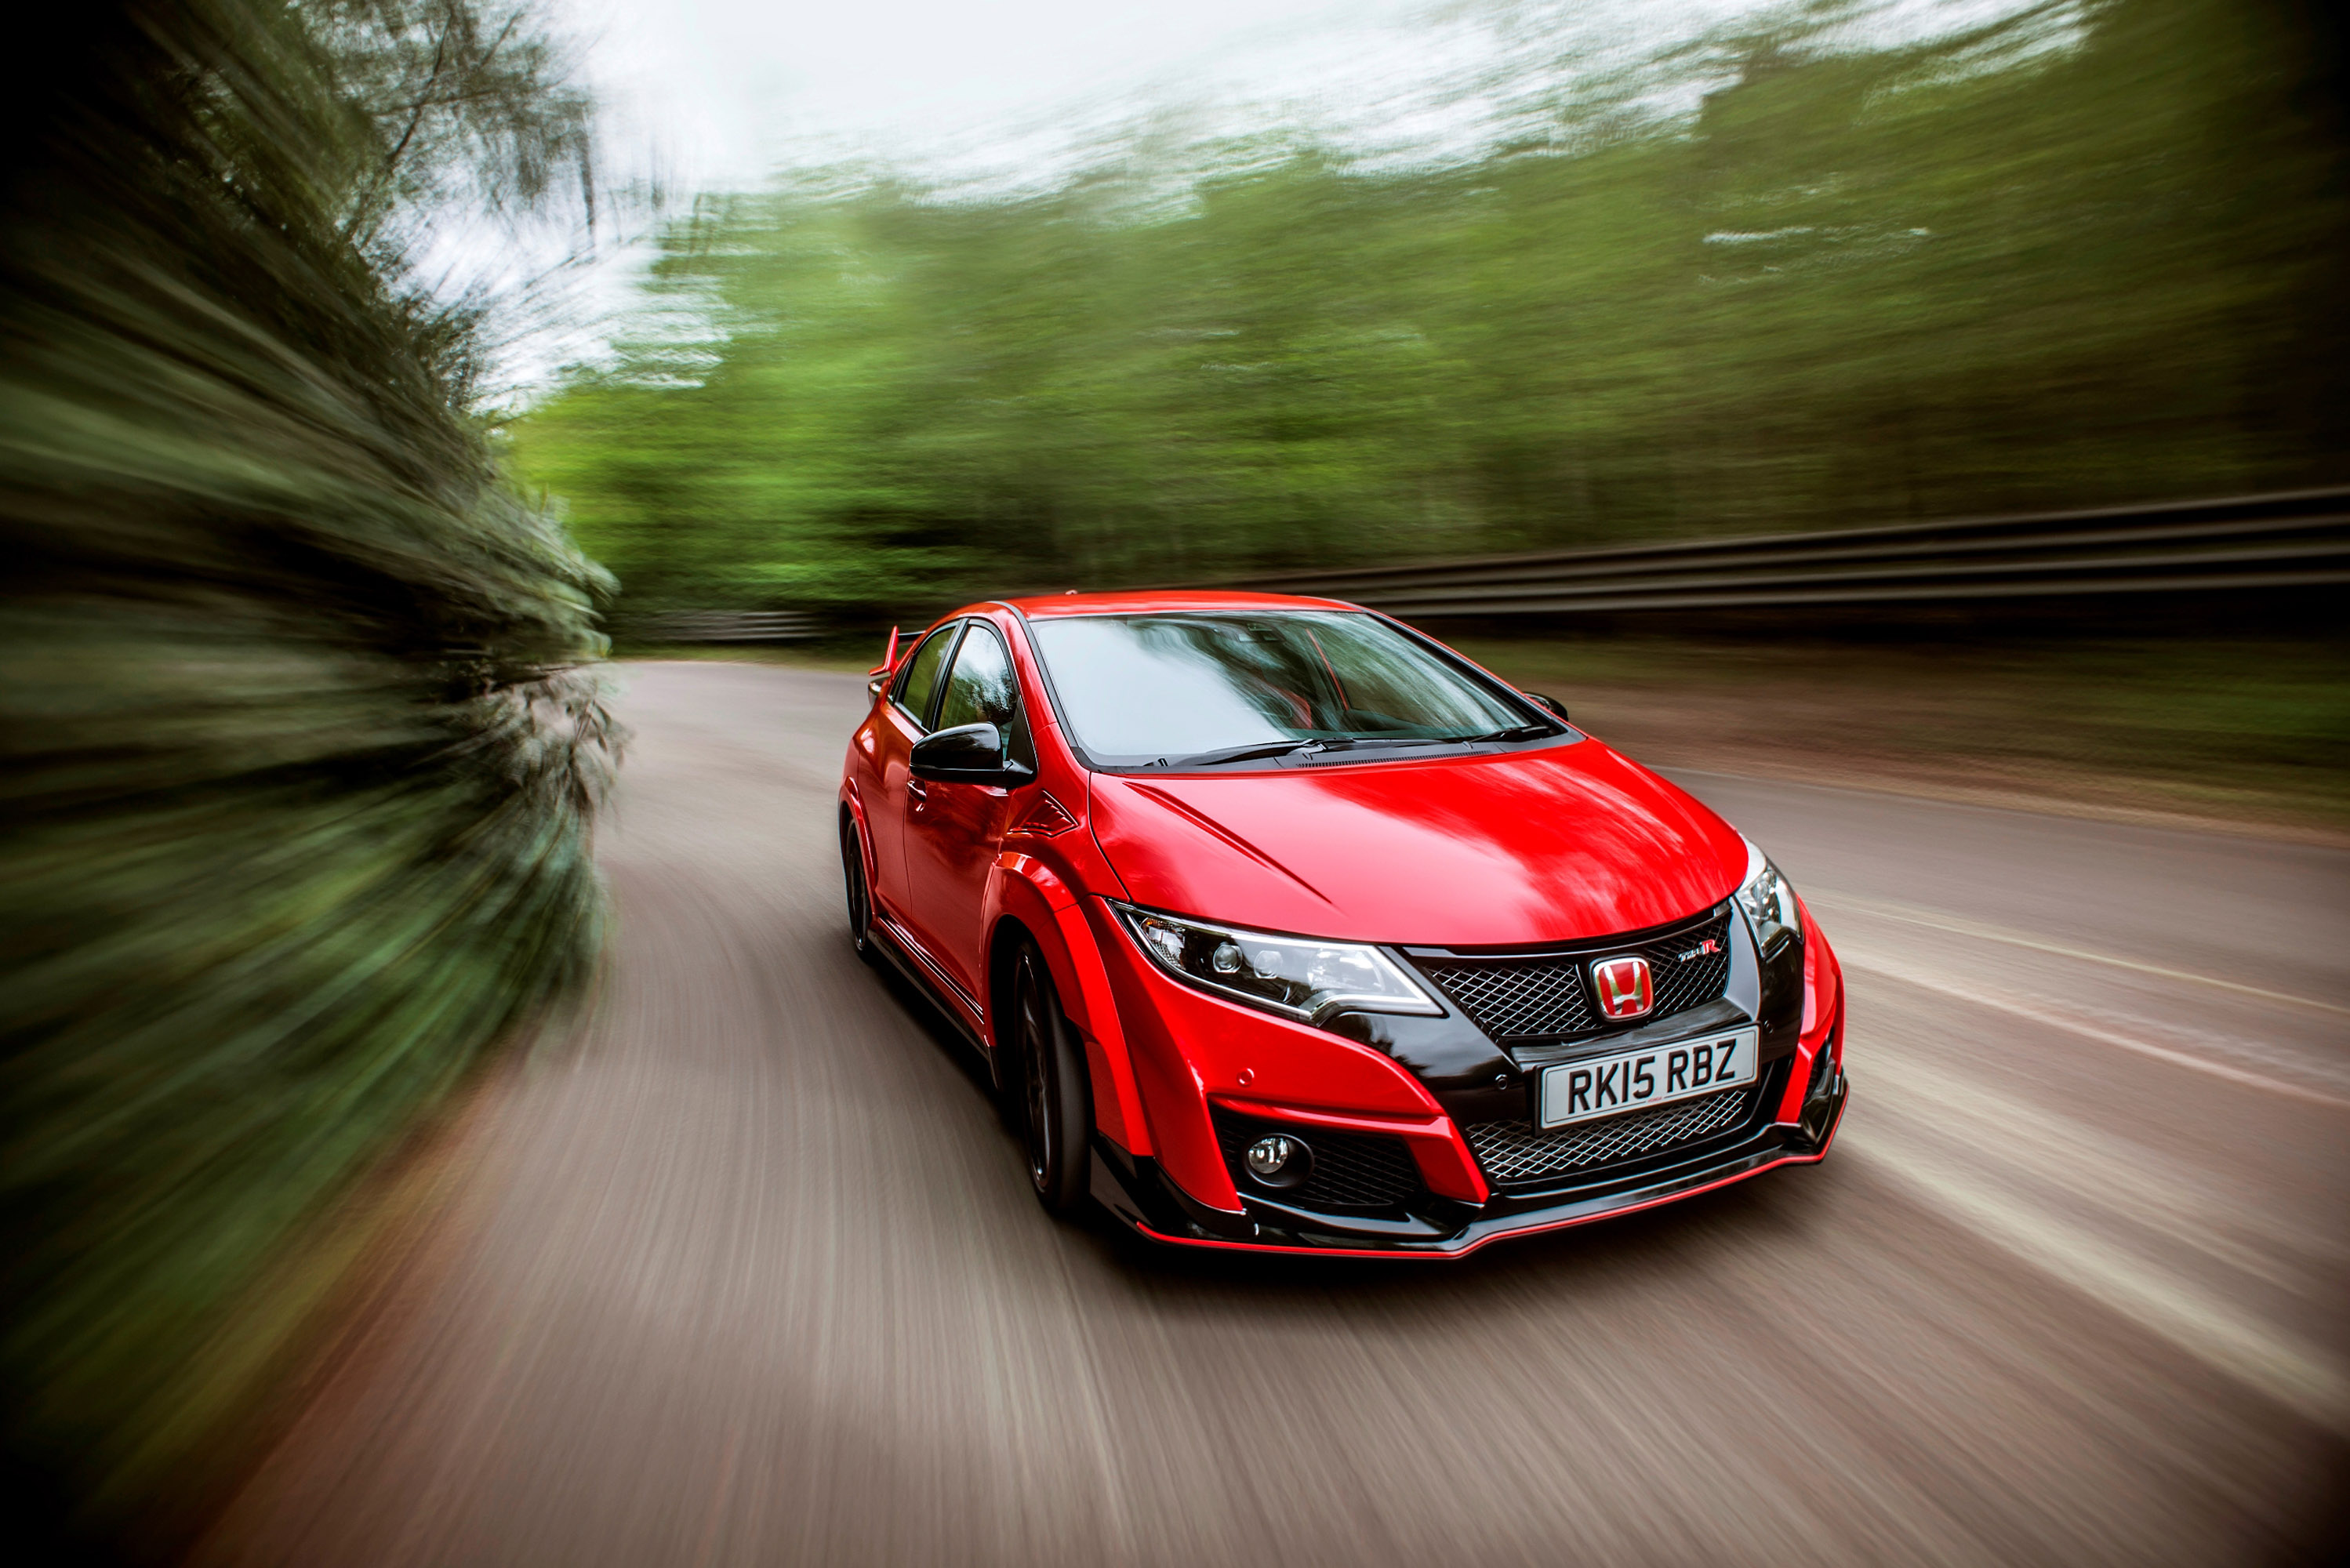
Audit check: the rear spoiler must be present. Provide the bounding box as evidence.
[864,626,900,697]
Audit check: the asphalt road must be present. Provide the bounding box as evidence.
[212,662,2350,1566]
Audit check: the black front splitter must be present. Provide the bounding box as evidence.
[1090,1076,1848,1258]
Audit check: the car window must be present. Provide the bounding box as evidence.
[1026,611,1540,766]
[933,622,1036,768]
[892,623,960,728]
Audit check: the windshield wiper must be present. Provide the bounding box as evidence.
[1170,728,1549,768]
[1171,739,1324,768]
[1175,735,1491,768]
[1453,722,1556,743]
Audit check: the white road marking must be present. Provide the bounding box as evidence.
[1865,1044,2342,1279]
[1841,1124,2349,1432]
[1834,944,2350,1110]
[1832,935,2350,1432]
[1811,889,2349,1018]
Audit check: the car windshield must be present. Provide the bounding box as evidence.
[1026,610,1549,768]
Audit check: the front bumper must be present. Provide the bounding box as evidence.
[1091,1068,1847,1258]
[1083,889,1844,1258]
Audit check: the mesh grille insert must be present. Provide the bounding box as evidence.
[1647,920,1735,1021]
[1466,1086,1750,1186]
[1422,956,1593,1038]
[1211,1109,1422,1210]
[1416,909,1734,1040]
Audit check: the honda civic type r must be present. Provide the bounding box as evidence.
[837,591,1847,1257]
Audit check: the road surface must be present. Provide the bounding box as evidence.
[211,662,2349,1566]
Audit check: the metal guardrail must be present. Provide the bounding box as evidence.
[652,610,820,643]
[1240,487,2350,619]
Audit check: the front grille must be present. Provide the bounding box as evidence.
[1421,954,1593,1037]
[1647,917,1735,1020]
[1466,1085,1749,1186]
[1211,1109,1422,1210]
[1415,909,1734,1040]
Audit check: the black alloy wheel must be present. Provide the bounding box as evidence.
[840,816,876,963]
[1011,940,1091,1216]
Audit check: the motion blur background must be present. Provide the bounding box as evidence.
[2,0,2343,1563]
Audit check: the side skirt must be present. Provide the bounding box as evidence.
[870,913,992,1056]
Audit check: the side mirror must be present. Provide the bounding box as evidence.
[910,721,1035,787]
[1525,691,1570,721]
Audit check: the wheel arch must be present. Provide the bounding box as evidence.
[838,787,874,865]
[985,858,1150,1156]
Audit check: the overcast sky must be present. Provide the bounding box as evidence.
[489,0,2051,390]
[560,0,1411,191]
[554,0,2050,196]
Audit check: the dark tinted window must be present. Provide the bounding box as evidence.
[935,624,1035,768]
[892,624,959,728]
[1026,611,1535,764]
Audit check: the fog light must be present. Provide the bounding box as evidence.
[1245,1135,1295,1177]
[1244,1132,1313,1189]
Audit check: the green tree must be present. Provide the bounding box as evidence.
[2,0,614,1545]
[520,0,2346,627]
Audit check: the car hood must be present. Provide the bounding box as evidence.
[1087,740,1746,946]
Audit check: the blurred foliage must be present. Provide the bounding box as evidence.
[325,0,598,267]
[1,0,612,1542]
[518,0,2347,628]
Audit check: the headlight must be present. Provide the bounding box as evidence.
[1110,902,1443,1025]
[1737,836,1801,954]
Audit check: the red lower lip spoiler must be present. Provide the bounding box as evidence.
[1131,1143,1835,1260]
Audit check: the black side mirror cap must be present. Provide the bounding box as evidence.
[910,721,1035,787]
[1525,691,1570,721]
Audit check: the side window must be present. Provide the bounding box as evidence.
[933,624,1035,768]
[892,624,960,729]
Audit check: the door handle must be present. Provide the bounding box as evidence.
[906,777,928,799]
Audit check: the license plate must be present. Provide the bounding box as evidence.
[1538,1027,1760,1129]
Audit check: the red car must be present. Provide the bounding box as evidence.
[838,592,1846,1257]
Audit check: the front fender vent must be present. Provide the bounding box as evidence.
[1007,791,1079,838]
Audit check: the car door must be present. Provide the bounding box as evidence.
[902,619,1036,1004]
[866,620,961,915]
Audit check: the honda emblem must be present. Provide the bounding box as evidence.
[1590,954,1654,1020]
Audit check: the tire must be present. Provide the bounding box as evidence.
[841,815,877,964]
[1009,940,1091,1217]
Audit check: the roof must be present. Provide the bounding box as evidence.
[998,589,1360,619]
